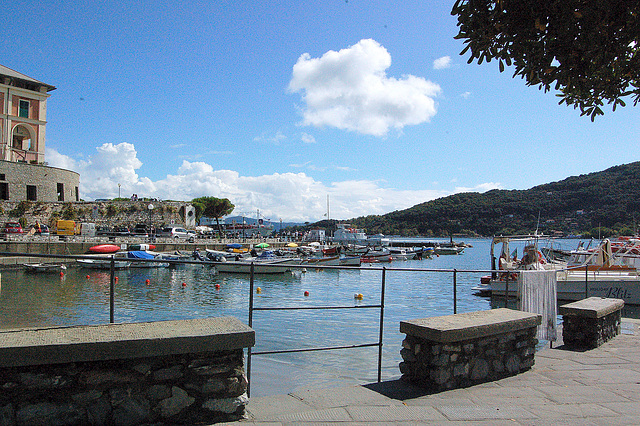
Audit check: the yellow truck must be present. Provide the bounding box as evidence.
[53,220,76,236]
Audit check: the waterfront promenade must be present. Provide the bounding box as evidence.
[230,318,640,425]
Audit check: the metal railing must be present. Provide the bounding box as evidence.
[245,263,387,397]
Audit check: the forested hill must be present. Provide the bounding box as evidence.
[346,162,640,238]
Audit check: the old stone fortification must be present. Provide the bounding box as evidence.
[0,200,192,229]
[0,161,80,203]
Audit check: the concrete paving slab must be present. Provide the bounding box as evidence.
[436,405,538,421]
[346,405,447,422]
[571,368,640,385]
[599,384,640,401]
[536,384,630,404]
[290,384,401,409]
[269,407,352,422]
[244,394,314,420]
[600,401,640,416]
[524,402,619,419]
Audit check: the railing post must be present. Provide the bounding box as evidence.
[585,266,589,298]
[109,255,115,323]
[247,262,255,397]
[377,267,386,383]
[453,269,457,314]
[504,273,510,308]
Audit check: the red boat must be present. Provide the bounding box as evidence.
[88,244,120,254]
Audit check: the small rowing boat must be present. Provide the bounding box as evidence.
[24,263,67,272]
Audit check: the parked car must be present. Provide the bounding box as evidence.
[133,224,150,236]
[112,226,131,236]
[96,226,112,236]
[4,222,23,234]
[157,225,189,239]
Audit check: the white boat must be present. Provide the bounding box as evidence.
[433,244,465,255]
[76,259,131,269]
[214,251,301,274]
[388,248,417,261]
[24,263,67,272]
[332,224,367,244]
[473,236,640,305]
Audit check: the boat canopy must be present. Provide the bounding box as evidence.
[127,250,155,259]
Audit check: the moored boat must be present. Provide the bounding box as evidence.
[76,258,131,269]
[24,263,67,272]
[473,236,640,305]
[213,251,302,274]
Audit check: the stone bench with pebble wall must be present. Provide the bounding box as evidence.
[399,308,541,392]
[559,297,624,350]
[0,317,254,425]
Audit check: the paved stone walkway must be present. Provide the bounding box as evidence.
[226,318,640,425]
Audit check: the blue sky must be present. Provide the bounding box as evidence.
[4,1,639,223]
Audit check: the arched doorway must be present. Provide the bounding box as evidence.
[10,124,35,161]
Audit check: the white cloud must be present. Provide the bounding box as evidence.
[288,39,441,137]
[301,133,316,144]
[46,143,498,223]
[433,56,452,70]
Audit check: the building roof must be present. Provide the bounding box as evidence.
[0,64,56,92]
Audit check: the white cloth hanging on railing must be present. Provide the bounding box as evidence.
[518,270,557,342]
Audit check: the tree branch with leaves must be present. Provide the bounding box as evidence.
[451,0,640,120]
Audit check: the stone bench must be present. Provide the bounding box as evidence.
[559,297,624,349]
[0,317,254,425]
[399,308,541,392]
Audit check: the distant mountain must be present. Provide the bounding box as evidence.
[338,162,640,238]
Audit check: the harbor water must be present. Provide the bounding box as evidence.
[0,237,626,397]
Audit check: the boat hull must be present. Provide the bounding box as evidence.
[214,258,301,274]
[474,273,640,305]
[77,259,130,269]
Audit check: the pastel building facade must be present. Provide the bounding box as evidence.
[0,64,79,202]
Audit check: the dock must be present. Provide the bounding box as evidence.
[230,318,640,424]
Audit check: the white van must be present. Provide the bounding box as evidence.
[79,222,96,237]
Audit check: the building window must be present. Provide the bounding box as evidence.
[75,187,79,201]
[0,174,5,180]
[0,183,8,200]
[19,100,29,118]
[57,183,64,201]
[27,185,37,201]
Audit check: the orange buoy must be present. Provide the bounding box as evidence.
[215,284,221,289]
[115,277,119,282]
[304,290,310,297]
[59,271,64,277]
[86,275,90,279]
[145,279,150,285]
[182,282,187,287]
[256,287,262,293]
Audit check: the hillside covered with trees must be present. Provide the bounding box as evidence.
[309,162,640,238]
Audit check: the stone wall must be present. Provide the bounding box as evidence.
[0,160,79,202]
[0,317,255,425]
[400,327,538,392]
[0,350,248,425]
[399,308,541,392]
[559,297,624,349]
[0,199,189,230]
[562,311,621,349]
